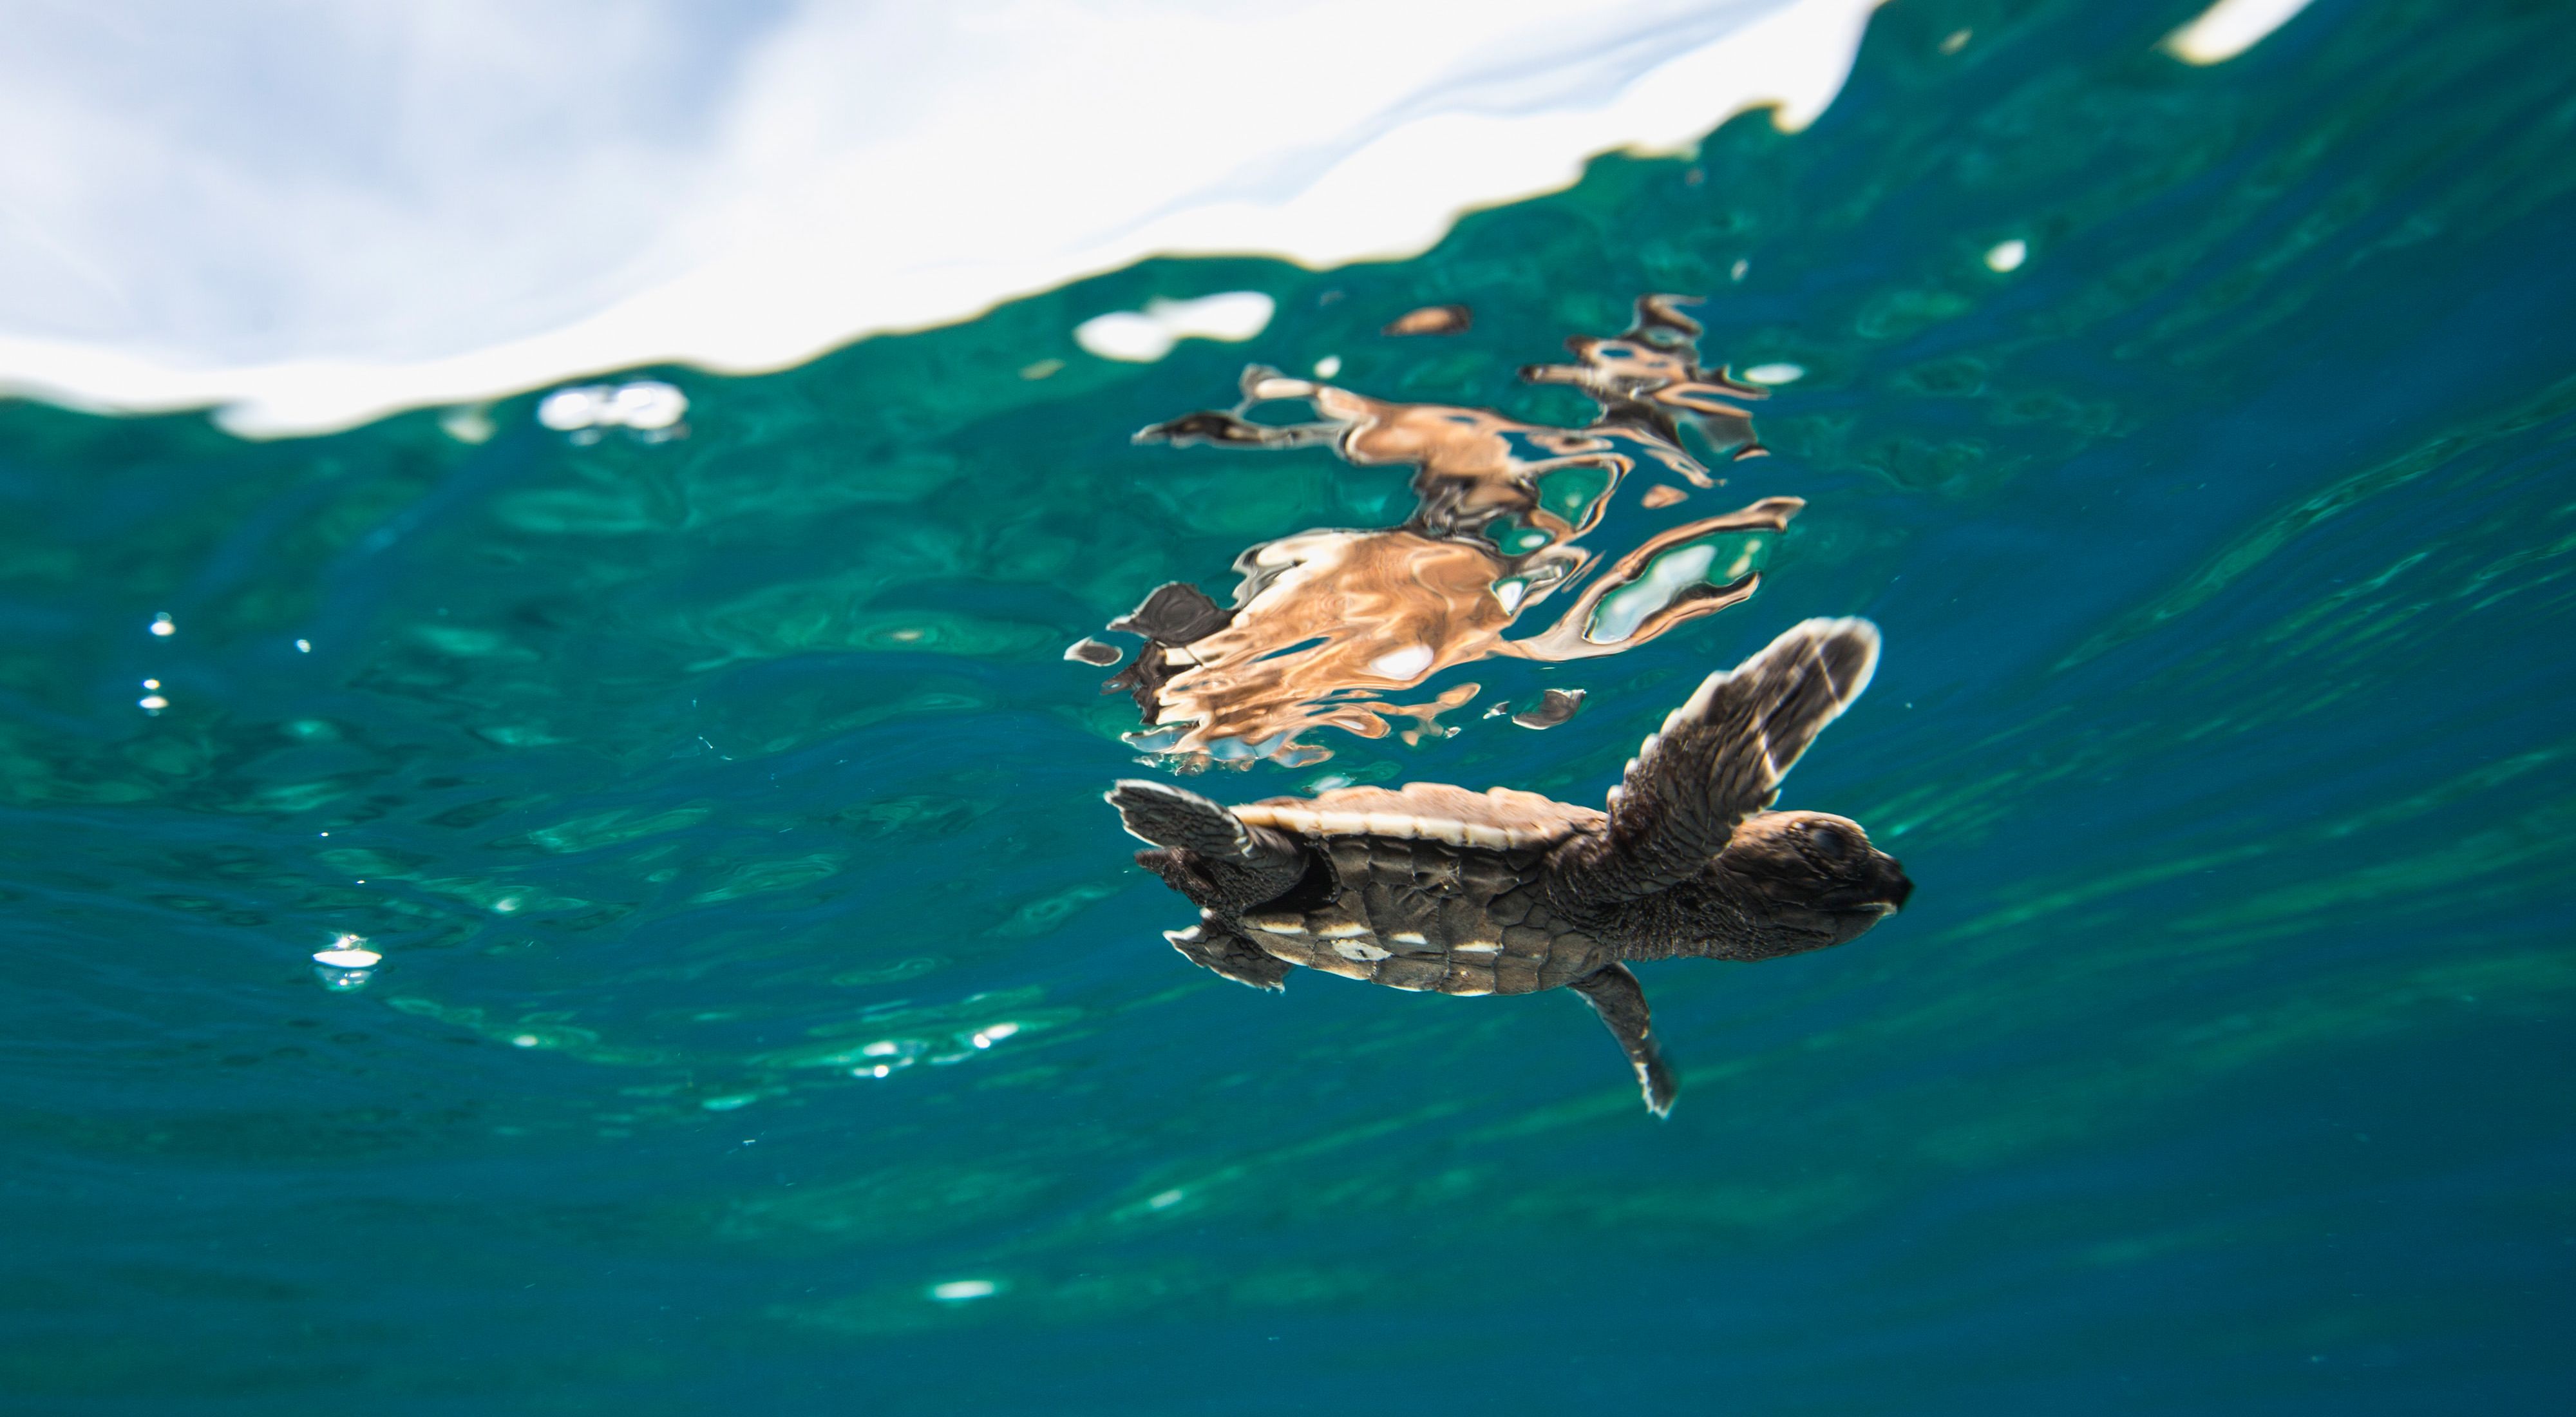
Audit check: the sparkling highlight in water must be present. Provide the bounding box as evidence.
[311,933,381,992]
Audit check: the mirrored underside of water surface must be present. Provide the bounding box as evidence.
[3,0,2573,1411]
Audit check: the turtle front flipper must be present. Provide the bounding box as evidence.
[1570,963,1677,1116]
[1167,918,1291,993]
[1554,618,1879,904]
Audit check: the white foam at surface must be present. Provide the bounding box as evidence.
[535,379,688,431]
[0,0,1884,437]
[2164,0,2316,65]
[1073,292,1276,363]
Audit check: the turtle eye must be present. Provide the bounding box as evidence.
[1807,824,1850,861]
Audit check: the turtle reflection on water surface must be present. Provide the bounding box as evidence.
[1101,294,1795,766]
[1110,618,1911,1116]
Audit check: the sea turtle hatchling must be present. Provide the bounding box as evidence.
[1106,618,1911,1115]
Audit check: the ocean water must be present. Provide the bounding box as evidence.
[5,0,2573,1411]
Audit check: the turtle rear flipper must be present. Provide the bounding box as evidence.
[1108,781,1291,861]
[1168,920,1290,992]
[1571,964,1676,1116]
[1109,781,1312,909]
[1560,618,1879,902]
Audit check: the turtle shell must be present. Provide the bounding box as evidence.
[1231,783,1605,851]
[1224,785,1609,996]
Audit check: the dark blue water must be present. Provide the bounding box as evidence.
[4,1,2571,1411]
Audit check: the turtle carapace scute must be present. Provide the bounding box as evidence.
[1106,617,1911,1116]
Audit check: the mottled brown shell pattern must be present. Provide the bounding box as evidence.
[1227,832,1607,996]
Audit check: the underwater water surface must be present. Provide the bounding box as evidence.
[5,0,2574,1411]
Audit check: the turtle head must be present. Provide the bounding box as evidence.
[1713,810,1910,945]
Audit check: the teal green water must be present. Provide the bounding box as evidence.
[5,1,2573,1411]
